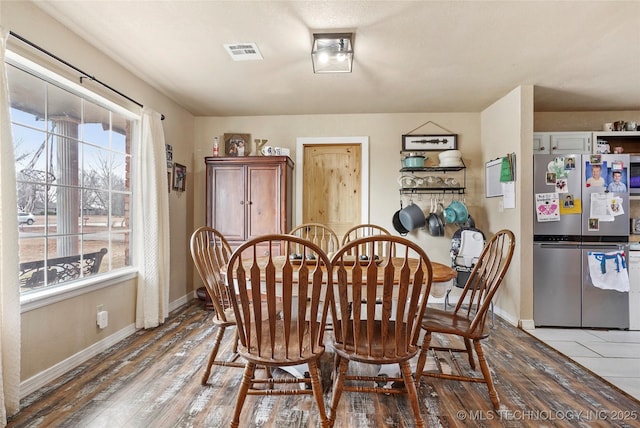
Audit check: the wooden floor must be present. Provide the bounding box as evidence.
[8,300,640,428]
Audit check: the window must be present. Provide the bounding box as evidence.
[7,53,139,294]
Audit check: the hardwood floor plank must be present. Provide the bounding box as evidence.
[8,300,640,427]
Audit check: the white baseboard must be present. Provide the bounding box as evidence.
[169,292,193,313]
[492,306,518,327]
[20,293,197,399]
[20,323,136,398]
[519,319,536,330]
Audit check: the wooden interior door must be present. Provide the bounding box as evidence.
[302,144,361,238]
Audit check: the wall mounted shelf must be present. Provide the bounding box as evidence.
[399,152,466,195]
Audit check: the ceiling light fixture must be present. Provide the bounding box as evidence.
[311,33,354,73]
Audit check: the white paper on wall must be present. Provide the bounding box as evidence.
[502,182,515,209]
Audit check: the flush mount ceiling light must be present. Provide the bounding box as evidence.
[311,33,354,73]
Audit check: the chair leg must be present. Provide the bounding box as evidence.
[201,325,227,385]
[308,360,330,428]
[233,328,239,353]
[414,331,432,384]
[230,362,256,428]
[328,357,348,428]
[400,361,424,428]
[473,340,500,410]
[463,338,476,370]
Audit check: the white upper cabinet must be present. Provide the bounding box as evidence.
[533,132,592,154]
[533,133,550,153]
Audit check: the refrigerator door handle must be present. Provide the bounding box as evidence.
[537,244,581,250]
[583,245,627,251]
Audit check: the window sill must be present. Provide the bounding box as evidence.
[20,268,138,313]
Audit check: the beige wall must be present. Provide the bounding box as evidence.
[480,86,534,326]
[20,280,137,380]
[193,113,483,262]
[3,1,196,382]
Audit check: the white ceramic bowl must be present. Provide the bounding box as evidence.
[439,160,464,167]
[438,150,462,161]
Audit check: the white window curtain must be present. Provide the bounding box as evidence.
[0,27,22,425]
[134,108,171,328]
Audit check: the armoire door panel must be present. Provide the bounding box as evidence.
[247,165,281,239]
[209,165,246,241]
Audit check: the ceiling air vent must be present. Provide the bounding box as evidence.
[224,43,263,61]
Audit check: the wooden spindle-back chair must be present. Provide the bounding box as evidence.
[226,234,333,428]
[289,223,340,255]
[414,229,515,410]
[340,223,391,259]
[190,226,246,385]
[328,236,433,428]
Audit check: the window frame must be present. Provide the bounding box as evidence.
[6,50,141,306]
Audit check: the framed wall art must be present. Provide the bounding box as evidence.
[402,134,457,151]
[224,133,251,156]
[166,144,173,168]
[172,163,187,192]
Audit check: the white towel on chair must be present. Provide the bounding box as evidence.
[587,251,630,292]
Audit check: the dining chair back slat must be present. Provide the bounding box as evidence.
[290,223,340,254]
[340,224,391,258]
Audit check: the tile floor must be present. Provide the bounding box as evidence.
[526,327,640,401]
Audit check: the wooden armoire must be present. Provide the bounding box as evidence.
[205,156,294,252]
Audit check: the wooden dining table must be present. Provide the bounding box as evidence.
[241,255,457,285]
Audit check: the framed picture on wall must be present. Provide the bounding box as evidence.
[173,163,186,191]
[402,134,457,151]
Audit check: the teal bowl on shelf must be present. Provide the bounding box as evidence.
[403,155,427,168]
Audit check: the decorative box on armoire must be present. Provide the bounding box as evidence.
[205,156,294,254]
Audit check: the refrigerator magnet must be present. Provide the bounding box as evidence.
[546,172,557,185]
[586,162,606,188]
[608,196,624,217]
[563,194,575,208]
[535,193,560,222]
[588,218,600,231]
[564,157,576,170]
[560,194,582,215]
[555,178,568,193]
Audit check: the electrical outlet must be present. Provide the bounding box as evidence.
[97,310,108,329]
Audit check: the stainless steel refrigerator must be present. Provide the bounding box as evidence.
[533,153,630,328]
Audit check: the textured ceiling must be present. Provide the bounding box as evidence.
[33,1,640,117]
